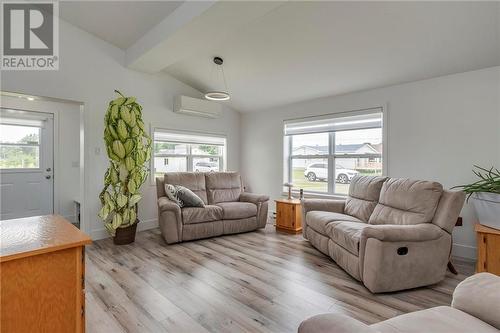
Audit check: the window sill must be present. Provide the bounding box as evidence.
[281,191,347,200]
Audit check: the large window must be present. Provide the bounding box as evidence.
[153,129,226,179]
[284,109,384,196]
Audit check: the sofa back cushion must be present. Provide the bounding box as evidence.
[156,177,166,198]
[205,172,242,204]
[164,172,208,204]
[368,178,443,225]
[344,175,388,221]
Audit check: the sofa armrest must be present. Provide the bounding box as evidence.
[302,199,346,239]
[239,192,269,229]
[239,192,269,204]
[157,196,182,244]
[298,313,376,333]
[158,196,181,214]
[301,198,345,214]
[452,273,500,329]
[361,223,444,242]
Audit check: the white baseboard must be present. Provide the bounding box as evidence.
[90,218,159,241]
[452,243,476,260]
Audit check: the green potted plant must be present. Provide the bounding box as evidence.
[98,90,152,244]
[454,165,500,230]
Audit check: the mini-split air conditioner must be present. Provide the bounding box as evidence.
[173,95,222,118]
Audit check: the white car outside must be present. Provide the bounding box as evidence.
[194,161,219,172]
[304,163,359,183]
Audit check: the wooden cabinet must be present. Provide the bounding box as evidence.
[475,223,500,275]
[0,215,91,333]
[275,199,302,234]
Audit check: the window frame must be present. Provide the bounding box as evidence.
[284,107,387,197]
[151,127,227,184]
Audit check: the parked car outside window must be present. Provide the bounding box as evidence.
[303,163,359,183]
[194,161,219,172]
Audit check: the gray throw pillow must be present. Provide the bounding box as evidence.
[165,184,182,206]
[165,184,205,208]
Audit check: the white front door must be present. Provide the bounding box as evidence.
[0,109,54,220]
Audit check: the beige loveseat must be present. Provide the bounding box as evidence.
[299,272,500,333]
[302,175,465,293]
[156,172,269,244]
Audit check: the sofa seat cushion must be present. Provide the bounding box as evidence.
[329,221,369,256]
[216,202,257,220]
[369,178,443,226]
[306,211,363,235]
[371,306,499,333]
[182,205,223,224]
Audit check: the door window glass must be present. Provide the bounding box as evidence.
[0,125,41,169]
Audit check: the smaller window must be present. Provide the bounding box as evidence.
[153,129,226,179]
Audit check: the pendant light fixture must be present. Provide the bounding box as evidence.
[204,56,230,101]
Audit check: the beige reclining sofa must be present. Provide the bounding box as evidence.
[302,175,465,293]
[299,272,500,333]
[156,172,269,244]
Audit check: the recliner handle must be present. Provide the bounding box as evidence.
[397,247,408,255]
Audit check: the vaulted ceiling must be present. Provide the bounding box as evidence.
[60,1,184,49]
[61,1,500,112]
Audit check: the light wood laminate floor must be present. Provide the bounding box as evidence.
[86,224,475,333]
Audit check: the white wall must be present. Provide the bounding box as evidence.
[240,67,500,259]
[1,19,241,239]
[57,103,81,223]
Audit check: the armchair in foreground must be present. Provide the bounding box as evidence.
[299,272,500,333]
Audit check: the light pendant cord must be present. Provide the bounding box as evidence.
[221,65,228,93]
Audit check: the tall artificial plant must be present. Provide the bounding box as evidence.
[98,90,152,236]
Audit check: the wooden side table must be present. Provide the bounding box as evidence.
[275,198,302,234]
[1,215,92,332]
[475,223,500,275]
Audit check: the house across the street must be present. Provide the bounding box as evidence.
[292,143,382,171]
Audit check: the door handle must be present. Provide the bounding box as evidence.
[46,168,51,172]
[45,175,51,179]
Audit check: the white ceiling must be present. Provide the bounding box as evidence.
[164,1,500,112]
[60,1,184,49]
[60,1,500,112]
